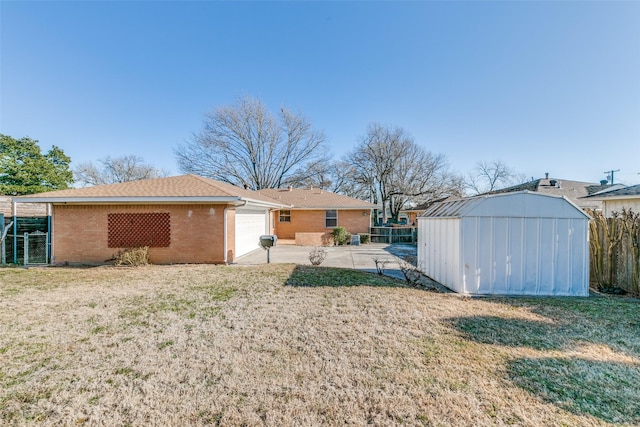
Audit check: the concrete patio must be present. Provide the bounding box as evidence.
[234,243,419,281]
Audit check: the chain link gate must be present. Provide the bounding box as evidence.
[2,232,49,265]
[24,232,49,265]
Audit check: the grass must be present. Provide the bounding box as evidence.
[0,264,638,426]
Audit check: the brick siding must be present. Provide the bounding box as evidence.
[274,209,371,240]
[52,204,233,264]
[294,232,334,246]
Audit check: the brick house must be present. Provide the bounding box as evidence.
[258,187,375,246]
[14,175,375,264]
[14,175,285,265]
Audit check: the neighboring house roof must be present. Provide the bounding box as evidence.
[14,174,286,208]
[487,177,617,209]
[257,188,376,210]
[401,196,456,213]
[1,196,48,217]
[583,184,640,201]
[420,191,589,220]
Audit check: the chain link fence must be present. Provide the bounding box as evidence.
[2,232,49,265]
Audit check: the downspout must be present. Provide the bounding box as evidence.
[223,206,228,264]
[47,203,53,265]
[12,200,17,264]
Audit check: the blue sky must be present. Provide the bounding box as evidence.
[1,1,639,185]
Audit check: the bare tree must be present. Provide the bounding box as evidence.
[282,160,370,199]
[175,96,328,190]
[388,150,464,221]
[74,155,168,187]
[282,160,335,190]
[465,160,525,195]
[347,123,462,223]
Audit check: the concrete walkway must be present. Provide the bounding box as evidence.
[234,243,448,292]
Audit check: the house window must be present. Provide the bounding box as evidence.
[279,210,291,222]
[108,212,171,248]
[325,210,338,228]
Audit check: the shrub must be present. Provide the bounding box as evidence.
[358,233,370,244]
[399,255,422,287]
[308,247,328,266]
[332,227,349,245]
[114,247,150,267]
[373,257,390,275]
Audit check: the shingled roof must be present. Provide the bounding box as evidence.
[257,187,375,209]
[583,184,640,200]
[14,174,286,207]
[486,177,617,209]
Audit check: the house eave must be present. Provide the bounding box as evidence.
[13,196,245,205]
[584,195,640,202]
[286,206,374,210]
[13,195,289,209]
[241,197,290,209]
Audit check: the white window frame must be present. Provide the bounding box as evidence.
[325,209,338,228]
[279,210,291,222]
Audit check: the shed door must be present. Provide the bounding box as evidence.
[235,208,268,257]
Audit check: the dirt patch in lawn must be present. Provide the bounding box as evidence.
[1,264,638,426]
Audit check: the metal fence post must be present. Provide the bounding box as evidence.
[24,232,28,266]
[13,217,17,264]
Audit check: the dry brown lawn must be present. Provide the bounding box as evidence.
[0,264,638,426]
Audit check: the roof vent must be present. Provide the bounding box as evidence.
[545,172,549,179]
[600,179,608,185]
[549,179,557,186]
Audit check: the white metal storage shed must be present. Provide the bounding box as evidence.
[417,191,590,296]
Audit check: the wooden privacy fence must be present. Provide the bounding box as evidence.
[588,209,640,295]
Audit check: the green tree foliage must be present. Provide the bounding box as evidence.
[0,134,73,195]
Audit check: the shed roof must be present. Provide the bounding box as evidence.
[257,188,375,209]
[419,191,590,220]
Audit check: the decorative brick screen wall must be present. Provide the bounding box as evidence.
[108,212,171,248]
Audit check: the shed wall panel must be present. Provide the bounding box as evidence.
[508,218,526,294]
[458,216,589,296]
[418,218,460,292]
[523,219,540,291]
[492,218,510,294]
[554,218,571,294]
[477,217,493,293]
[537,219,555,294]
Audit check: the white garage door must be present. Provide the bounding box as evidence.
[235,208,268,258]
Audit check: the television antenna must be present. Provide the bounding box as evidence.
[603,169,620,184]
